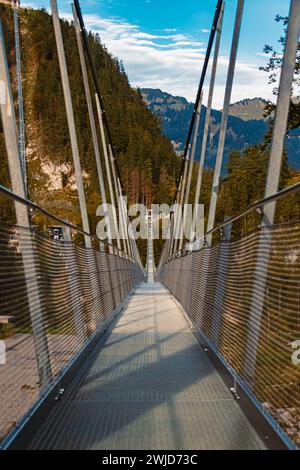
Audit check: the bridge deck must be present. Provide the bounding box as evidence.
[28,283,266,450]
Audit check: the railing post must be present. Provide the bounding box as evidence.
[147,213,155,283]
[112,249,122,308]
[105,235,118,311]
[93,247,107,322]
[197,245,211,331]
[63,225,86,339]
[206,0,244,246]
[243,0,300,382]
[173,148,190,254]
[210,218,232,346]
[0,21,52,390]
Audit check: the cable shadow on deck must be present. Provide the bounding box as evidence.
[27,284,265,450]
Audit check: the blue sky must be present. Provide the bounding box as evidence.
[21,0,290,107]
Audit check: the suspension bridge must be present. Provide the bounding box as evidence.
[0,0,300,451]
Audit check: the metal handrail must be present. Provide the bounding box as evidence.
[169,178,300,259]
[206,179,300,236]
[0,183,137,263]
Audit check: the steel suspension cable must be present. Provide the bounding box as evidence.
[173,0,223,204]
[165,0,223,261]
[73,0,142,264]
[73,0,126,197]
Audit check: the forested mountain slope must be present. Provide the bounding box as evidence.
[142,88,300,173]
[0,5,179,233]
[1,5,300,249]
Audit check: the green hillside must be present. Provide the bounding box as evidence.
[0,5,180,234]
[1,5,300,262]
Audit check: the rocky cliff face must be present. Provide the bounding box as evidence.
[227,97,269,121]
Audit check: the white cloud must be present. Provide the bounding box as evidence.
[76,14,273,108]
[21,4,274,108]
[201,29,210,33]
[162,28,177,33]
[168,33,190,41]
[256,52,271,57]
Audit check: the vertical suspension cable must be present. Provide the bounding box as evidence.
[73,0,126,198]
[194,2,225,213]
[73,0,140,261]
[172,148,190,255]
[0,19,52,388]
[179,92,203,251]
[13,0,26,195]
[164,0,224,263]
[206,0,244,245]
[72,4,112,246]
[95,94,121,250]
[108,143,130,255]
[173,0,223,204]
[243,0,300,382]
[51,0,91,248]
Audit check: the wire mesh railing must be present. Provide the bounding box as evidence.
[0,212,144,444]
[157,221,300,449]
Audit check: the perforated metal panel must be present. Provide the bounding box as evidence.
[0,222,144,443]
[157,223,300,449]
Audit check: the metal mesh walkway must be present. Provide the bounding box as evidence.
[28,282,266,450]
